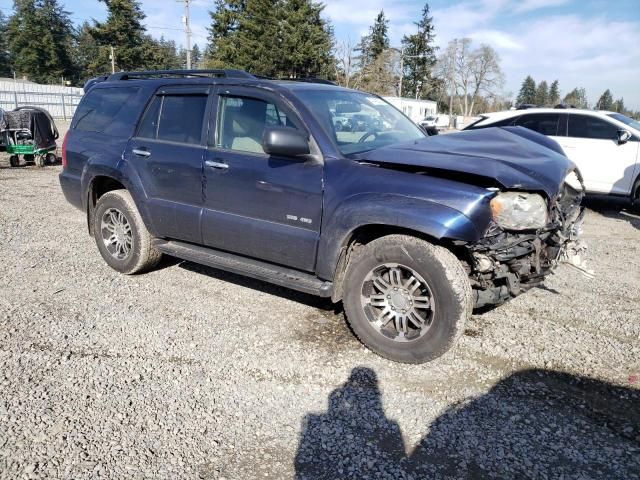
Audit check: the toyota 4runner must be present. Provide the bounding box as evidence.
[59,69,586,363]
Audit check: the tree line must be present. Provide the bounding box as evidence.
[1,0,503,116]
[1,0,636,119]
[516,75,638,118]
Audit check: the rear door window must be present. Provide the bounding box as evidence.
[74,87,139,133]
[568,115,619,140]
[514,113,561,136]
[137,94,208,144]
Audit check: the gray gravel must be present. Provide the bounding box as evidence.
[0,133,639,479]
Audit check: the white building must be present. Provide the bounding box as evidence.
[383,96,437,123]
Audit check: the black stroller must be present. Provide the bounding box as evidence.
[0,106,59,167]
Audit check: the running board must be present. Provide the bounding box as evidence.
[153,239,333,298]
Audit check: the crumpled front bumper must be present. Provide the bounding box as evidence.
[465,180,587,308]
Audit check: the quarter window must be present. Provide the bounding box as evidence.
[568,115,619,140]
[514,114,561,136]
[217,95,298,154]
[137,94,207,144]
[74,87,139,133]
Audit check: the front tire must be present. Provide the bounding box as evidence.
[342,235,472,363]
[632,179,640,212]
[93,190,162,274]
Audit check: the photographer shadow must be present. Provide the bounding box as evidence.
[295,367,640,479]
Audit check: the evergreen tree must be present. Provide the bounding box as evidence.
[206,0,334,78]
[7,0,75,83]
[516,75,536,105]
[279,0,334,78]
[88,0,148,76]
[400,2,438,99]
[0,11,11,77]
[206,0,280,76]
[143,36,181,70]
[548,79,560,105]
[357,10,389,68]
[595,89,613,110]
[563,87,588,108]
[535,80,548,106]
[191,44,202,68]
[75,21,99,82]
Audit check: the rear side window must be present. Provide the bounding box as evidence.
[466,116,517,129]
[74,87,139,133]
[514,113,561,136]
[568,115,619,140]
[137,94,208,144]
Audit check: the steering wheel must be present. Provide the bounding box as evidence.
[358,130,378,143]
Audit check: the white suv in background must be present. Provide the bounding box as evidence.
[465,108,640,205]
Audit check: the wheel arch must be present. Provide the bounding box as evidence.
[86,175,127,235]
[328,224,471,303]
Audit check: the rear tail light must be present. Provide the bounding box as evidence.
[61,130,69,168]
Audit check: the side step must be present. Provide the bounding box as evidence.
[152,239,333,298]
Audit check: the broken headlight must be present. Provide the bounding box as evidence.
[490,192,548,230]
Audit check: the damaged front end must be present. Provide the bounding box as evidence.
[464,174,588,308]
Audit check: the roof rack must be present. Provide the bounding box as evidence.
[107,69,256,81]
[515,103,540,110]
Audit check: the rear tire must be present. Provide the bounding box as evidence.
[9,155,19,167]
[46,153,57,165]
[342,235,472,363]
[93,190,162,274]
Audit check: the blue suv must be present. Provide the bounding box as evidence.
[59,69,585,363]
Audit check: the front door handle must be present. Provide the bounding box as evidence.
[132,148,151,157]
[205,160,229,170]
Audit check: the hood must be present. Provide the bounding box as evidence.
[356,126,574,198]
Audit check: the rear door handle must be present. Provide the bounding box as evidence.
[132,148,151,157]
[205,160,229,170]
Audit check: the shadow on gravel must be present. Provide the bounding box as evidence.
[583,195,640,231]
[178,260,338,312]
[294,367,640,479]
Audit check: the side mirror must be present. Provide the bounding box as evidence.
[618,129,632,145]
[263,127,310,157]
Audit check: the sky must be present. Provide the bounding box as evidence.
[1,0,638,109]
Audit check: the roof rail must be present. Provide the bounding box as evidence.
[279,77,337,86]
[107,69,256,81]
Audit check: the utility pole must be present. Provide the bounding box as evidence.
[109,46,115,74]
[181,0,192,69]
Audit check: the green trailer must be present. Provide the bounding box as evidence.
[6,142,57,168]
[1,107,59,168]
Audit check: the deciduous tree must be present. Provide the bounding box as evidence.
[563,87,588,108]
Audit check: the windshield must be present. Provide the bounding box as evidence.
[607,113,640,131]
[295,89,426,155]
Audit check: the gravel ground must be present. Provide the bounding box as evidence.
[0,125,639,479]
